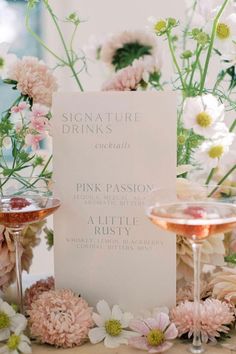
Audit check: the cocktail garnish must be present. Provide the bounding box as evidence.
[184,206,206,218]
[10,197,31,210]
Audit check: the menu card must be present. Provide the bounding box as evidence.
[53,91,176,312]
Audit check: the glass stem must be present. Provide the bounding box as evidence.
[12,229,24,314]
[191,241,204,354]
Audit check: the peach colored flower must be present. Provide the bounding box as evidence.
[171,299,234,343]
[102,64,144,91]
[211,268,236,304]
[129,313,178,353]
[0,222,43,290]
[24,277,54,310]
[176,274,213,304]
[177,234,225,281]
[28,289,94,348]
[8,56,57,107]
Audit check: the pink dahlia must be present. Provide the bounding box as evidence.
[8,56,58,107]
[171,299,234,343]
[28,289,94,348]
[129,313,178,353]
[24,276,54,310]
[102,64,144,91]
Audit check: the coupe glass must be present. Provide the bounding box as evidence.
[0,177,60,313]
[146,185,236,354]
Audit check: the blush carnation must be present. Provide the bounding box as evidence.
[24,276,55,310]
[8,56,58,107]
[102,64,144,91]
[211,268,236,304]
[28,289,94,348]
[171,299,234,343]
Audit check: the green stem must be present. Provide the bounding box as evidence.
[205,168,215,185]
[39,154,52,177]
[25,6,67,65]
[208,164,236,197]
[43,0,84,92]
[213,71,227,93]
[200,0,230,93]
[167,31,186,91]
[229,119,236,132]
[183,0,197,53]
[188,45,203,91]
[2,95,22,120]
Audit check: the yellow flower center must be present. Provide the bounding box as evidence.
[216,23,230,40]
[105,319,122,337]
[0,57,4,69]
[147,329,165,346]
[154,20,166,33]
[196,112,212,128]
[7,334,20,351]
[208,145,224,159]
[178,135,186,145]
[0,311,10,329]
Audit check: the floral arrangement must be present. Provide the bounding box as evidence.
[1,0,236,352]
[0,0,87,289]
[0,298,31,354]
[2,270,235,352]
[85,0,236,281]
[0,222,44,290]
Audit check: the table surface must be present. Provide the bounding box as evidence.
[32,341,232,353]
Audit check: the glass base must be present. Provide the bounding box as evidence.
[188,345,205,354]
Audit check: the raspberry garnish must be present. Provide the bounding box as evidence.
[184,206,206,218]
[10,197,31,210]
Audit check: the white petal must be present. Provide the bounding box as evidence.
[10,314,27,332]
[92,313,105,327]
[0,302,15,317]
[96,300,111,320]
[20,335,31,345]
[111,305,123,321]
[0,329,10,341]
[0,345,9,354]
[18,341,32,354]
[104,334,125,348]
[88,327,106,344]
[122,330,140,339]
[120,312,133,328]
[164,323,178,340]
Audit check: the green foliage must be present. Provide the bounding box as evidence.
[112,42,152,71]
[0,118,13,136]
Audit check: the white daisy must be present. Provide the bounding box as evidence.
[88,300,137,348]
[0,43,17,80]
[214,14,236,52]
[194,133,235,169]
[0,299,27,341]
[0,333,31,354]
[191,0,217,28]
[183,94,225,138]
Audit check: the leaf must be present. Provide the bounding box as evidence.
[112,42,152,71]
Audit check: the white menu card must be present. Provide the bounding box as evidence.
[53,91,176,313]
